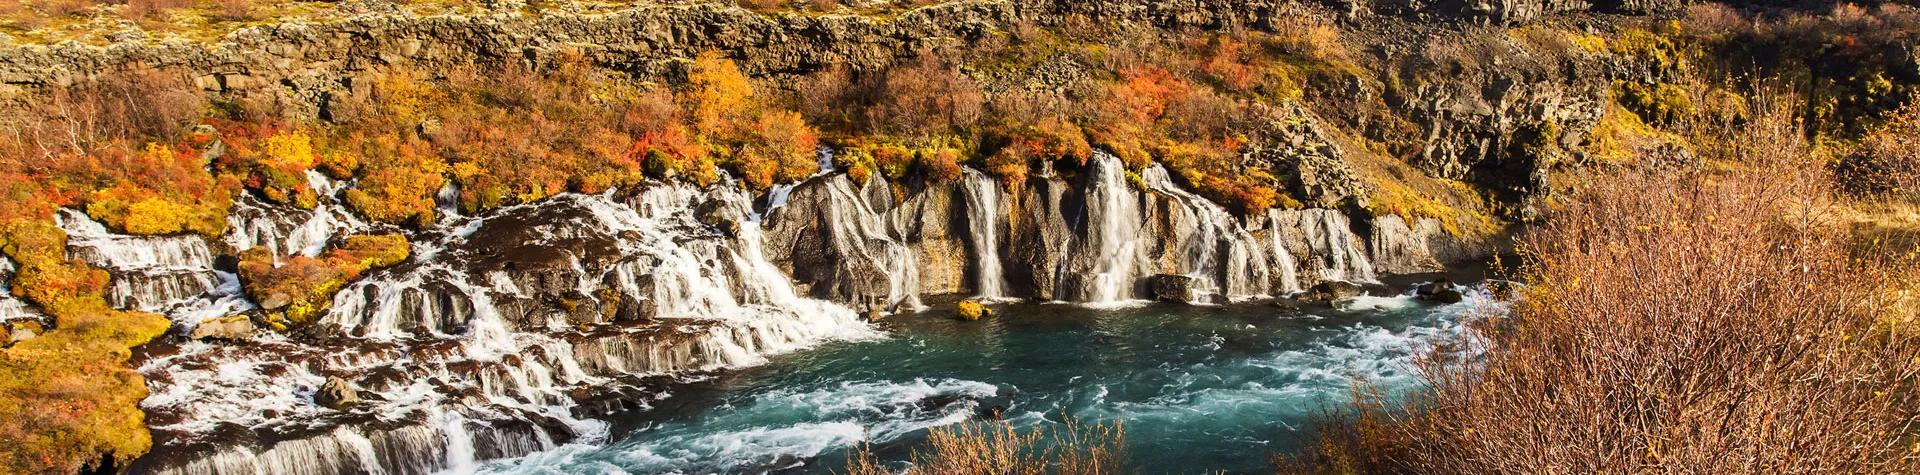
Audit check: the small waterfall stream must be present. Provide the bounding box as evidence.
[960,169,1009,299]
[1139,165,1276,301]
[58,208,218,313]
[227,171,372,264]
[0,256,42,324]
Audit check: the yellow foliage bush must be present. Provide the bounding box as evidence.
[0,220,170,474]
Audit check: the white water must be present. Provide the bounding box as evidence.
[227,171,371,264]
[1139,165,1278,301]
[812,177,926,312]
[138,183,876,475]
[57,208,218,313]
[1072,153,1146,305]
[960,169,1009,299]
[0,256,42,323]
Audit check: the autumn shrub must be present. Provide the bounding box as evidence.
[340,134,444,227]
[871,143,914,180]
[1836,101,1920,198]
[916,146,965,184]
[1282,95,1920,474]
[863,52,986,139]
[841,419,1128,475]
[239,234,409,328]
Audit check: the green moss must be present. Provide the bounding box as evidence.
[1615,81,1694,125]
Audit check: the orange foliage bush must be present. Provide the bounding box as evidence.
[239,234,410,328]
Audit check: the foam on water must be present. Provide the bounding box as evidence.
[136,182,877,475]
[478,378,996,474]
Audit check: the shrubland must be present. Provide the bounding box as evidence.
[1279,6,1920,467]
[841,419,1128,475]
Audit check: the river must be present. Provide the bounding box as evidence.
[475,283,1504,475]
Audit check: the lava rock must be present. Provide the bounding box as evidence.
[956,300,990,321]
[1416,280,1466,304]
[189,315,256,341]
[6,320,40,346]
[314,376,362,410]
[1149,274,1195,303]
[1304,281,1364,303]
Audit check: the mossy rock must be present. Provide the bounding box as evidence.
[956,300,991,321]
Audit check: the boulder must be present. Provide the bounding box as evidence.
[5,320,40,345]
[1149,274,1195,303]
[1304,281,1364,303]
[314,376,362,410]
[956,300,990,321]
[189,315,256,341]
[1416,279,1466,304]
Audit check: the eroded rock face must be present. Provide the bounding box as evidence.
[1150,274,1196,303]
[761,175,935,311]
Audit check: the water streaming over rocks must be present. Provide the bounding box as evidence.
[472,282,1510,474]
[58,209,220,313]
[0,256,43,325]
[129,182,875,475]
[959,169,1010,300]
[55,147,1499,474]
[226,172,373,265]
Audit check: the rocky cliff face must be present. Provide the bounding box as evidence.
[764,153,1485,307]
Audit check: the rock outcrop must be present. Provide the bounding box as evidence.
[312,376,361,410]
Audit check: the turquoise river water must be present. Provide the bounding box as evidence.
[474,280,1505,475]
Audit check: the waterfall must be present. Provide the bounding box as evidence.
[0,256,42,323]
[57,208,217,312]
[136,183,874,475]
[959,170,1009,299]
[1138,165,1275,302]
[1071,153,1146,304]
[436,182,463,220]
[1284,209,1377,283]
[1266,210,1304,294]
[227,171,371,264]
[812,177,925,312]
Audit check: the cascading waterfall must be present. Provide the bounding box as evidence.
[134,182,874,475]
[1265,211,1304,294]
[0,256,42,324]
[814,177,925,312]
[1296,209,1377,283]
[1139,165,1276,301]
[57,208,218,313]
[1070,153,1146,304]
[227,171,371,264]
[960,169,1009,299]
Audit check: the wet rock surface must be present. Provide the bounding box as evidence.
[313,376,361,410]
[1305,281,1365,303]
[1150,274,1196,303]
